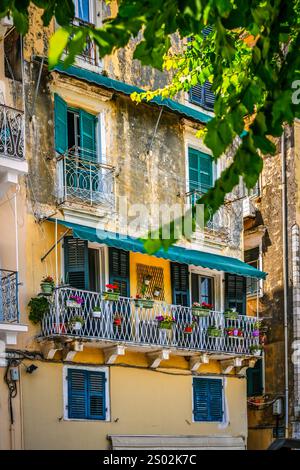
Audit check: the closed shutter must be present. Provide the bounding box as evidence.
[191,272,199,303]
[247,360,263,396]
[109,247,129,297]
[189,81,215,110]
[225,273,246,315]
[64,236,89,290]
[80,109,96,161]
[68,369,106,420]
[193,378,223,422]
[188,148,213,194]
[171,262,190,306]
[54,94,68,154]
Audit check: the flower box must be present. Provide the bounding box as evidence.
[92,310,101,318]
[184,326,193,334]
[113,317,122,327]
[53,323,66,334]
[102,292,120,301]
[224,311,239,320]
[70,321,83,331]
[252,349,262,356]
[207,327,223,337]
[66,300,82,309]
[134,298,154,309]
[192,307,210,317]
[158,322,173,330]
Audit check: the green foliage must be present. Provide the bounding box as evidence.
[3,0,300,253]
[28,296,49,324]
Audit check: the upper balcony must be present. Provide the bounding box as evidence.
[56,148,115,209]
[0,104,28,195]
[39,287,261,366]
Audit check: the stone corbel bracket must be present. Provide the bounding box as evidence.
[147,349,170,369]
[104,345,126,364]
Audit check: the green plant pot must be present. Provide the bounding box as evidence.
[207,328,222,337]
[134,299,154,308]
[158,322,173,330]
[102,292,120,301]
[40,282,54,294]
[192,307,210,317]
[224,312,239,320]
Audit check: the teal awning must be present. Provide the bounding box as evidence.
[52,63,211,125]
[52,219,266,279]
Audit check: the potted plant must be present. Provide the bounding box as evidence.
[28,296,50,324]
[252,320,262,337]
[192,302,213,317]
[224,308,239,320]
[143,274,152,286]
[184,323,195,334]
[102,284,120,301]
[226,327,244,338]
[250,344,263,356]
[68,315,84,331]
[207,325,223,337]
[40,275,55,294]
[113,315,122,327]
[134,294,154,309]
[92,306,101,318]
[153,286,162,298]
[66,295,84,308]
[156,314,176,330]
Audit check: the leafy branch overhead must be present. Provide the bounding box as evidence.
[2,1,300,253]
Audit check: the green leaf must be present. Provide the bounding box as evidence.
[48,27,70,69]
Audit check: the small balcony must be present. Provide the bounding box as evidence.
[0,104,28,194]
[57,150,115,208]
[40,287,260,361]
[71,18,98,67]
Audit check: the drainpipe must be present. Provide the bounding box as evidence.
[291,224,300,437]
[281,129,289,438]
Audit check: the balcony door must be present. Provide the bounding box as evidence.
[191,273,214,306]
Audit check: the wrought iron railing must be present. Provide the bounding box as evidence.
[0,105,24,160]
[57,149,115,207]
[41,287,260,356]
[0,269,19,322]
[71,18,97,65]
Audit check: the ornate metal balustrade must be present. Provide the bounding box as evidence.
[57,150,115,207]
[0,269,19,322]
[41,287,260,356]
[71,18,98,65]
[0,105,24,160]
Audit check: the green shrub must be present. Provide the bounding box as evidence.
[28,297,49,324]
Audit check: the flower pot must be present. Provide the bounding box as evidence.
[102,292,120,301]
[153,290,161,297]
[144,279,151,286]
[40,282,53,294]
[134,299,154,309]
[224,311,239,320]
[252,329,260,337]
[184,327,193,334]
[66,300,81,309]
[192,307,210,317]
[114,318,122,327]
[53,323,66,334]
[207,328,222,338]
[70,321,82,331]
[251,349,262,356]
[92,310,101,318]
[158,322,173,330]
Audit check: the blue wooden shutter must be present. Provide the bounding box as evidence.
[193,378,223,422]
[87,371,106,420]
[80,109,96,161]
[225,273,246,315]
[109,247,129,297]
[188,148,213,194]
[68,368,87,419]
[247,360,263,396]
[54,94,68,154]
[64,236,89,290]
[171,262,190,306]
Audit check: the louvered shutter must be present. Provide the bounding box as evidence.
[225,274,246,315]
[171,262,190,306]
[244,247,260,295]
[193,378,223,422]
[80,109,96,161]
[188,148,213,194]
[247,360,263,396]
[189,81,215,110]
[109,247,129,297]
[64,236,89,290]
[191,272,199,303]
[54,94,68,154]
[87,371,106,420]
[68,369,87,419]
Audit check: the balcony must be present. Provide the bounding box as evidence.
[0,104,28,194]
[40,287,260,361]
[0,269,27,345]
[57,150,115,208]
[71,18,98,67]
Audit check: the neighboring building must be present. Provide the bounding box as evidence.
[0,2,265,450]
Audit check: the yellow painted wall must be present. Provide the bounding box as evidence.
[0,368,23,450]
[129,252,172,304]
[21,359,247,450]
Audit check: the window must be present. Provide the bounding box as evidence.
[66,367,108,420]
[225,274,246,315]
[191,273,214,305]
[244,247,260,296]
[188,148,213,202]
[72,1,98,65]
[74,0,91,22]
[4,28,22,82]
[193,377,224,422]
[247,360,263,396]
[171,263,190,306]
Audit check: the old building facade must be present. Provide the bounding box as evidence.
[0,2,265,450]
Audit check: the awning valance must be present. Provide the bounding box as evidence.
[51,219,266,279]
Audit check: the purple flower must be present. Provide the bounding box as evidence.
[70,295,84,305]
[156,315,164,321]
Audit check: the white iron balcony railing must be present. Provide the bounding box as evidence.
[71,18,98,66]
[0,105,24,161]
[0,269,19,322]
[57,149,115,207]
[41,287,260,357]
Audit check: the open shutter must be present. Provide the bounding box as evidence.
[80,109,96,161]
[109,247,129,297]
[193,378,223,422]
[87,371,106,420]
[225,273,246,315]
[64,236,89,290]
[54,94,68,154]
[68,369,87,419]
[247,360,263,396]
[171,262,190,306]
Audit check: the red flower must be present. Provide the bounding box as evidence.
[106,284,119,290]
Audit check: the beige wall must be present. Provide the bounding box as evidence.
[21,359,247,450]
[0,368,23,450]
